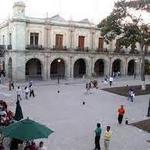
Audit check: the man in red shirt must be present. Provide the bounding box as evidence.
[118,105,125,124]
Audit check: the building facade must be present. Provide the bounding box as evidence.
[0,1,150,81]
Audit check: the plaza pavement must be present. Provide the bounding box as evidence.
[0,76,150,150]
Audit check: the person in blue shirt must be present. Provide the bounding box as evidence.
[94,123,102,150]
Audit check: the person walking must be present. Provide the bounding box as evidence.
[104,126,112,150]
[16,86,22,101]
[94,123,102,150]
[109,76,113,87]
[29,85,35,98]
[24,86,30,100]
[117,105,125,124]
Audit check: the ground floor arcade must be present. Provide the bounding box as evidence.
[5,51,150,80]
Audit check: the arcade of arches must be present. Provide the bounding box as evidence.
[8,57,150,80]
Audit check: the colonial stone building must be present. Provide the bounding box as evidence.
[0,1,150,80]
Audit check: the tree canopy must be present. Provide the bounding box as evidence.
[98,0,150,51]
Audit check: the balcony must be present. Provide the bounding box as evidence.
[7,45,12,50]
[52,45,67,51]
[26,45,44,50]
[96,48,108,53]
[75,47,89,52]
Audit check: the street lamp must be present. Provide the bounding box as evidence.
[57,59,61,84]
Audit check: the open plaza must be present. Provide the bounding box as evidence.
[0,77,150,150]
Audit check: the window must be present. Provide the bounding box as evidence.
[55,34,63,49]
[98,38,104,49]
[30,33,39,45]
[78,36,85,49]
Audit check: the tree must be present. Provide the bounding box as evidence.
[98,0,150,90]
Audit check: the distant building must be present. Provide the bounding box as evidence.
[0,1,150,80]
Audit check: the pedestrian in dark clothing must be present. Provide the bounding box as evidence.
[118,105,125,124]
[11,81,14,89]
[29,85,35,97]
[94,123,102,150]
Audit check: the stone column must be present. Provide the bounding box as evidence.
[124,57,128,75]
[86,58,92,78]
[69,56,73,78]
[109,57,112,76]
[90,56,94,76]
[136,58,141,75]
[43,55,49,80]
[12,53,25,81]
[65,60,70,79]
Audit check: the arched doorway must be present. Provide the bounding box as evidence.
[94,59,104,76]
[25,58,42,80]
[112,59,121,74]
[8,58,12,79]
[145,59,150,75]
[74,59,86,78]
[128,60,135,75]
[50,58,65,79]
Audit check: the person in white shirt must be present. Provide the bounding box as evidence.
[104,126,112,150]
[109,76,113,87]
[16,86,22,101]
[38,141,47,150]
[24,86,30,99]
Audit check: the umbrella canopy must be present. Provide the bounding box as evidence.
[2,118,54,140]
[14,100,23,121]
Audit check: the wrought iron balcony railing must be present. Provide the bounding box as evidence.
[26,45,44,50]
[52,45,67,51]
[75,47,89,52]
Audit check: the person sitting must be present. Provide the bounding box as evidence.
[38,141,47,150]
[30,141,38,150]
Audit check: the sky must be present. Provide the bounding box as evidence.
[0,0,117,24]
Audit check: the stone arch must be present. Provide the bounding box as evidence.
[128,59,135,75]
[50,58,65,79]
[112,59,122,75]
[8,57,12,79]
[25,58,42,80]
[73,58,86,78]
[94,59,105,76]
[145,59,150,75]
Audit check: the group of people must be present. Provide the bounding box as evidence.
[15,81,35,101]
[94,124,112,150]
[128,89,135,102]
[0,100,14,126]
[86,80,98,93]
[103,75,114,87]
[24,141,47,150]
[94,105,126,150]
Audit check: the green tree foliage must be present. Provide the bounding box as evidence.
[98,0,150,82]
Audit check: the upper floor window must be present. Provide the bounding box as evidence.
[98,38,104,49]
[78,36,85,49]
[55,34,63,49]
[30,33,39,45]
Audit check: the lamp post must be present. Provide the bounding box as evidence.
[57,59,61,84]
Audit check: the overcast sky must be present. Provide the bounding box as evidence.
[0,0,117,24]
